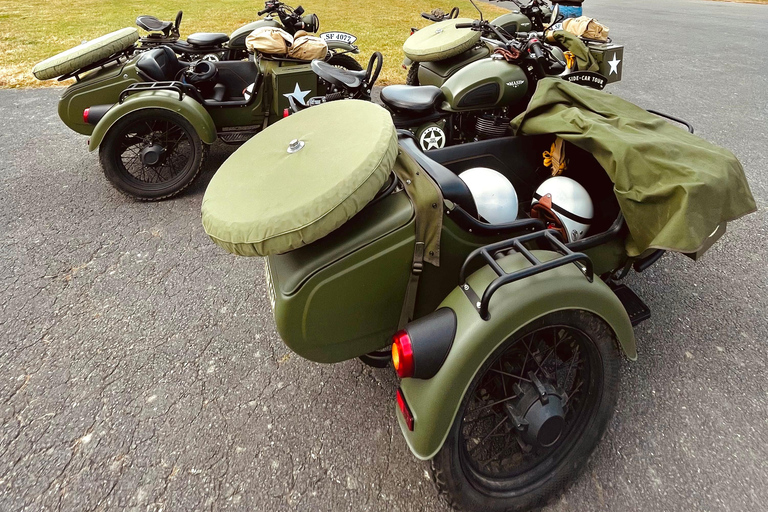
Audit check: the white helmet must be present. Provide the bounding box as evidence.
[531,177,593,242]
[459,167,519,225]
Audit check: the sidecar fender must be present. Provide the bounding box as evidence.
[328,41,359,54]
[88,90,217,151]
[398,251,636,460]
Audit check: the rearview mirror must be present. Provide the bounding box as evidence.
[550,5,560,25]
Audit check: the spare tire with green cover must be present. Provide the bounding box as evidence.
[32,27,139,80]
[403,18,481,62]
[202,100,398,257]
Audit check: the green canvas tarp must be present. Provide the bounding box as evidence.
[511,78,757,257]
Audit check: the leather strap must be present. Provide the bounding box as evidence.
[398,242,424,329]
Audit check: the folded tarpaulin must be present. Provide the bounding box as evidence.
[511,78,757,257]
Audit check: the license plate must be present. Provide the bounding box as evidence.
[320,31,357,45]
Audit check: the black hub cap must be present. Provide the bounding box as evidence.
[140,143,166,166]
[116,118,193,184]
[459,325,595,480]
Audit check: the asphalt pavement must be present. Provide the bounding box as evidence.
[1,0,767,510]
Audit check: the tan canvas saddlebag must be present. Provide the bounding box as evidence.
[287,32,328,60]
[245,26,293,56]
[563,16,610,42]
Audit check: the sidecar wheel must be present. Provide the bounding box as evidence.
[406,63,420,86]
[431,310,621,512]
[327,53,363,71]
[99,109,207,201]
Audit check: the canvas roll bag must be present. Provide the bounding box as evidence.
[288,30,328,60]
[562,16,610,42]
[245,26,294,55]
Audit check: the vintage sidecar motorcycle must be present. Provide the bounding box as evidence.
[32,1,366,200]
[403,2,622,93]
[201,88,755,510]
[133,2,345,62]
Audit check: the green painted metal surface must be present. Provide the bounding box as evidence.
[417,45,491,87]
[266,191,416,363]
[88,90,217,151]
[440,57,529,112]
[398,250,636,460]
[58,58,140,135]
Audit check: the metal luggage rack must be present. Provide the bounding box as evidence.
[459,229,594,320]
[119,81,186,103]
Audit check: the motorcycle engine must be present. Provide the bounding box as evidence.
[474,113,512,140]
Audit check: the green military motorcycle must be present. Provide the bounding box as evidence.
[34,1,366,200]
[200,84,755,510]
[403,1,622,93]
[403,0,554,87]
[379,19,596,151]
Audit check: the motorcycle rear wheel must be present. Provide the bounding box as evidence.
[406,63,420,86]
[430,310,621,512]
[99,109,207,201]
[327,53,363,71]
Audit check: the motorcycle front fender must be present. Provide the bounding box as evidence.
[327,41,359,54]
[88,90,217,151]
[397,251,636,460]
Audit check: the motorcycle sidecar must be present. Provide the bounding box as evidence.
[201,99,663,512]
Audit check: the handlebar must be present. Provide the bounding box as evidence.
[258,8,270,15]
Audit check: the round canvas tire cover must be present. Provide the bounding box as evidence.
[33,28,139,80]
[403,18,481,62]
[202,100,398,257]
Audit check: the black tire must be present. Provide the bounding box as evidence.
[327,53,363,71]
[358,347,392,368]
[406,62,420,86]
[431,310,621,512]
[99,109,207,201]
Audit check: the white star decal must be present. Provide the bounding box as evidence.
[607,53,621,76]
[283,83,311,104]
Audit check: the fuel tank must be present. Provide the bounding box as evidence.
[440,56,529,112]
[229,19,280,49]
[491,12,533,33]
[418,45,491,87]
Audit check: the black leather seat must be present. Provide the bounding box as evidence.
[187,33,230,47]
[381,85,444,114]
[136,47,185,82]
[136,16,173,33]
[311,60,367,90]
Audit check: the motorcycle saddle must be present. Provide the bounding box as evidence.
[136,47,187,82]
[136,16,173,34]
[380,85,444,114]
[311,60,367,90]
[187,33,230,47]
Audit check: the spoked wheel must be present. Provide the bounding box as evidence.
[99,109,207,200]
[431,310,621,512]
[327,53,363,71]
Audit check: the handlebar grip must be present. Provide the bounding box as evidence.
[258,8,269,15]
[455,22,474,29]
[530,40,546,61]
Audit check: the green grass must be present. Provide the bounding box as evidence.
[0,0,507,88]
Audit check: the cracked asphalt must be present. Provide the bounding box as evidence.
[1,0,766,510]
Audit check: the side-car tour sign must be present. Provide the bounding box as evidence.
[564,71,607,91]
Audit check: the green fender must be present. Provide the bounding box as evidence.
[88,90,217,152]
[398,250,636,460]
[327,41,359,54]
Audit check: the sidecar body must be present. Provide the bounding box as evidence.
[201,96,754,511]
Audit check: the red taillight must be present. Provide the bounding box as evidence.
[283,108,290,118]
[392,330,414,378]
[83,108,90,123]
[396,388,414,431]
